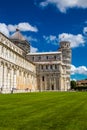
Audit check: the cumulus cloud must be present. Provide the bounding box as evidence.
[83,27,87,35]
[30,46,38,53]
[43,33,85,48]
[71,65,87,75]
[8,24,17,32]
[0,22,38,37]
[59,33,85,48]
[0,23,9,36]
[43,35,58,45]
[8,22,38,32]
[18,23,38,32]
[24,36,38,42]
[40,0,87,13]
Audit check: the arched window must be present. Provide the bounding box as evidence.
[54,55,56,60]
[50,65,52,69]
[46,56,48,59]
[32,56,34,61]
[52,85,54,90]
[42,76,44,81]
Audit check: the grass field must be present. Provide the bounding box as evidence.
[0,92,87,130]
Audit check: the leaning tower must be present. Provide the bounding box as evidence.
[59,41,71,90]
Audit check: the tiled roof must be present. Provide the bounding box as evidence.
[10,31,25,41]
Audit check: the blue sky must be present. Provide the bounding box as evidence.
[0,0,87,80]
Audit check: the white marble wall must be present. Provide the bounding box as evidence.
[0,33,37,93]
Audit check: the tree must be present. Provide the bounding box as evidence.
[70,80,76,90]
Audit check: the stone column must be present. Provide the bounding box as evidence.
[24,73,27,89]
[31,75,33,91]
[63,77,66,90]
[26,73,28,89]
[29,74,32,91]
[56,76,58,90]
[28,74,30,89]
[59,77,61,90]
[3,65,8,91]
[59,76,64,91]
[10,68,14,90]
[40,77,42,91]
[14,69,17,89]
[34,77,37,91]
[16,69,19,89]
[47,76,50,90]
[21,71,24,89]
[45,76,47,90]
[0,63,3,89]
[22,71,24,89]
[2,63,4,90]
[7,68,11,91]
[54,78,56,90]
[37,75,40,91]
[32,75,35,90]
[49,76,52,90]
[59,64,63,91]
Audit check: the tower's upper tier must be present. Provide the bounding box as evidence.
[60,41,70,49]
[10,29,30,54]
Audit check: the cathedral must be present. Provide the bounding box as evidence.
[0,30,71,93]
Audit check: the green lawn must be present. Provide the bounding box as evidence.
[0,92,87,130]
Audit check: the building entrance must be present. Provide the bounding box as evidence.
[52,85,54,90]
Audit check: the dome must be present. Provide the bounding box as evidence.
[10,29,26,41]
[10,29,30,53]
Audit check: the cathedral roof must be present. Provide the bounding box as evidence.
[10,29,26,41]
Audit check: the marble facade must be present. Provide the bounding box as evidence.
[0,31,71,93]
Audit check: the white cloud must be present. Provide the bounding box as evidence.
[70,78,77,81]
[8,24,17,32]
[17,23,38,32]
[43,35,58,45]
[59,33,85,48]
[43,33,85,48]
[83,27,87,35]
[0,22,38,53]
[71,65,87,75]
[0,23,9,36]
[0,22,38,37]
[71,65,77,75]
[24,36,38,42]
[30,46,38,53]
[40,1,49,7]
[40,0,87,13]
[8,22,38,32]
